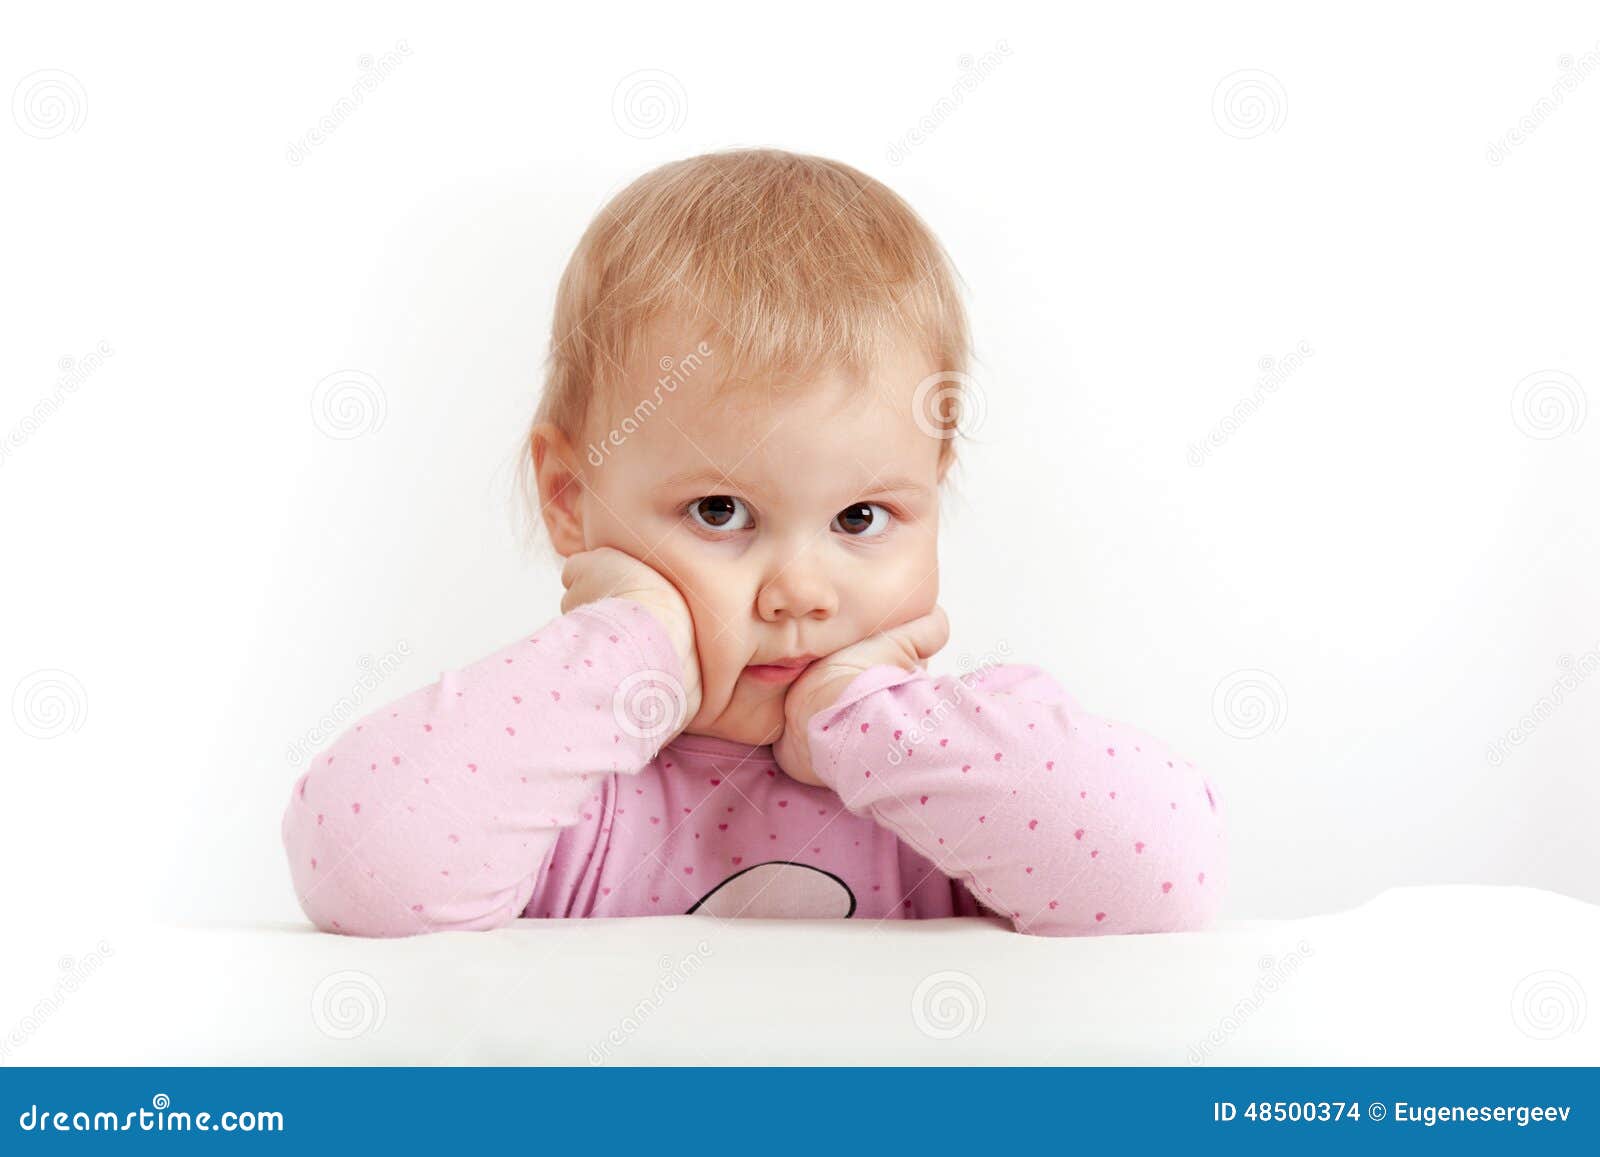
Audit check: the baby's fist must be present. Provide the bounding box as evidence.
[560,547,702,725]
[773,607,949,786]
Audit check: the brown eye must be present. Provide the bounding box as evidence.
[688,495,752,532]
[832,502,891,537]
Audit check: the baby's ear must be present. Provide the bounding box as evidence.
[529,423,586,557]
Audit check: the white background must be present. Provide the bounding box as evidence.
[3,1,1597,936]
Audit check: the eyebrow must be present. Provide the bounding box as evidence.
[658,466,931,499]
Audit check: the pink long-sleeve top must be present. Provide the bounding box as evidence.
[281,598,1227,937]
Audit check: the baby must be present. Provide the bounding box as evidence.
[281,149,1227,937]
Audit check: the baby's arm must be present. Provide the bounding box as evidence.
[280,597,682,936]
[805,663,1227,935]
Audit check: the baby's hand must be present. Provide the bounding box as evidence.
[560,547,703,727]
[773,607,949,786]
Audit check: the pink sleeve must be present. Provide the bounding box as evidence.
[280,597,682,937]
[806,662,1228,936]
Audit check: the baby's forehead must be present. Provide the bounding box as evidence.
[595,349,944,498]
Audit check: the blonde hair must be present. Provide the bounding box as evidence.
[521,149,971,528]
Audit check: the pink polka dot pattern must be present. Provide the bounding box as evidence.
[805,663,1227,936]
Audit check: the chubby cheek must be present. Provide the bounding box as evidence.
[851,541,939,634]
[692,617,751,697]
[655,551,754,691]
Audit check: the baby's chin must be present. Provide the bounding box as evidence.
[685,678,788,748]
[682,717,783,748]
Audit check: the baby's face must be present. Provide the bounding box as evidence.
[571,324,945,746]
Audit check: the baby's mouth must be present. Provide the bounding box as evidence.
[742,655,817,685]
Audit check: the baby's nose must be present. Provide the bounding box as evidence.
[756,553,838,622]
